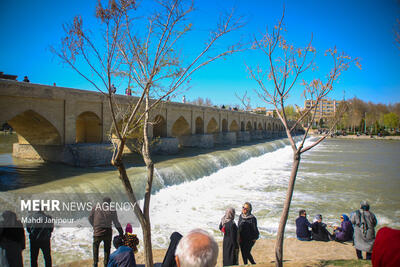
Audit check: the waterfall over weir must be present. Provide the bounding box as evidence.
[3,135,400,266]
[1,137,299,222]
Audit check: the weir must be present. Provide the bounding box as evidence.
[1,137,302,222]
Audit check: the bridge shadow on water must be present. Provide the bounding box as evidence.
[0,133,284,192]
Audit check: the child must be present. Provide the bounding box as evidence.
[123,223,139,253]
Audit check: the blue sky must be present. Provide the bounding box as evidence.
[1,0,400,109]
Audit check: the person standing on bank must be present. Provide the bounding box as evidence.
[238,202,259,265]
[219,207,239,266]
[89,197,124,267]
[0,211,25,267]
[350,201,377,260]
[26,208,54,267]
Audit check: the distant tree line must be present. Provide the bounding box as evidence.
[182,96,400,135]
[270,100,400,135]
[189,96,242,110]
[337,97,400,134]
[189,97,214,107]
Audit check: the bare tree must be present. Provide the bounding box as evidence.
[235,90,252,111]
[246,11,360,267]
[190,97,214,107]
[52,0,244,266]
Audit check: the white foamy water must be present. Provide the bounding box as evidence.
[48,139,304,263]
[17,137,400,265]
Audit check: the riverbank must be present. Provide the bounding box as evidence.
[331,135,400,140]
[58,238,371,267]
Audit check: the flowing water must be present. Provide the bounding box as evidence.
[0,133,399,265]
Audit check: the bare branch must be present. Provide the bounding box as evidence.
[235,91,252,111]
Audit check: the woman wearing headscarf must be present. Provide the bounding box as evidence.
[238,202,259,265]
[123,223,139,253]
[219,207,239,266]
[333,214,354,242]
[311,214,332,241]
[350,201,377,260]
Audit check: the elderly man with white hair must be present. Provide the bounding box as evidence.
[175,229,219,267]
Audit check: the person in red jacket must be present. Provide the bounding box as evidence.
[372,227,400,267]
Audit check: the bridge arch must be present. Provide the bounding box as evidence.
[246,121,252,131]
[195,117,204,134]
[8,110,62,145]
[76,111,102,143]
[268,123,271,131]
[171,116,190,137]
[222,119,228,132]
[258,122,263,130]
[207,117,219,134]
[229,120,239,132]
[153,115,167,137]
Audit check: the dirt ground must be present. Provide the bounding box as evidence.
[58,238,361,267]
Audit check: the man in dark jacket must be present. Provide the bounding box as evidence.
[26,209,54,267]
[1,211,26,267]
[296,209,312,241]
[89,197,124,267]
[107,235,136,267]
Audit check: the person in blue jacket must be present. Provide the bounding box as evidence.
[296,209,312,241]
[107,236,136,267]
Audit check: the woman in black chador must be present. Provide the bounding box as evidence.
[219,207,239,266]
[238,202,259,265]
[162,232,183,267]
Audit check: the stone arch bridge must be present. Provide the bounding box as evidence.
[0,79,302,166]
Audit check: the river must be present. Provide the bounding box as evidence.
[0,133,399,265]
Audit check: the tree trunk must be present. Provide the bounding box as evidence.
[142,218,154,267]
[141,160,154,267]
[142,92,154,267]
[275,152,301,267]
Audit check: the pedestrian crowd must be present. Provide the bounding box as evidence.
[1,199,399,267]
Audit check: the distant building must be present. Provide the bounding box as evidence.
[254,107,266,112]
[0,72,17,81]
[253,107,267,115]
[265,109,276,117]
[304,99,341,124]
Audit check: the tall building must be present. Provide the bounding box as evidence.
[304,99,341,123]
